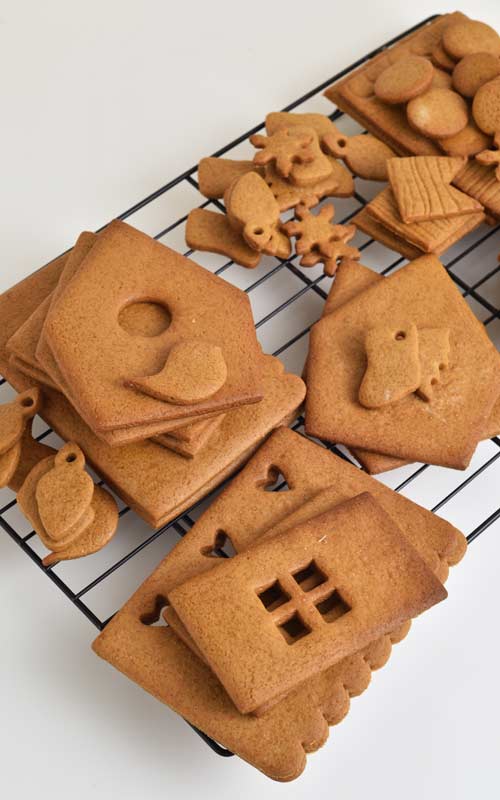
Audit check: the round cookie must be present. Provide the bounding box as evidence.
[472,76,500,134]
[432,68,453,90]
[452,52,500,99]
[431,42,456,73]
[374,56,434,104]
[407,88,469,139]
[442,20,500,61]
[438,120,492,157]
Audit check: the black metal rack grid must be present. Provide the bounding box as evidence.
[1,14,500,761]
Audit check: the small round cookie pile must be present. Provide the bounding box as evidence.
[373,18,500,162]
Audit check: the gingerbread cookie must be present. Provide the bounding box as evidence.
[306,255,500,468]
[472,76,500,134]
[0,387,40,456]
[18,442,119,567]
[264,157,354,211]
[475,132,500,180]
[285,207,359,276]
[442,19,500,61]
[438,120,492,157]
[265,111,335,140]
[169,493,446,715]
[43,221,264,433]
[250,127,317,178]
[324,13,468,157]
[452,52,500,99]
[93,427,465,780]
[127,341,228,405]
[431,42,456,73]
[407,88,469,139]
[365,187,484,253]
[0,257,305,528]
[387,156,483,223]
[197,157,262,199]
[323,128,396,181]
[322,260,500,474]
[358,324,421,408]
[224,171,281,251]
[185,208,261,269]
[374,56,434,104]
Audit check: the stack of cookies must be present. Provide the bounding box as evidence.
[0,220,305,536]
[186,112,362,271]
[359,155,485,257]
[327,12,500,225]
[94,427,467,780]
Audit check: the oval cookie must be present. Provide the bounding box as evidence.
[472,76,500,135]
[442,20,500,61]
[452,52,500,99]
[407,88,469,139]
[374,56,434,104]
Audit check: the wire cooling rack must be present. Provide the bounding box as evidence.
[1,14,500,760]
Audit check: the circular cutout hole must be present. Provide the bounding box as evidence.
[21,396,34,408]
[395,331,406,341]
[66,453,77,463]
[253,227,264,236]
[439,363,445,370]
[118,301,171,337]
[337,137,347,148]
[431,378,438,386]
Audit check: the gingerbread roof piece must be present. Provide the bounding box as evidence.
[387,156,483,223]
[365,187,484,253]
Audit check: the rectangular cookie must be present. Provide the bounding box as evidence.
[92,427,466,781]
[365,187,484,253]
[169,492,446,715]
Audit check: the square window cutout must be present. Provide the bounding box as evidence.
[292,559,327,592]
[315,589,351,623]
[278,611,310,645]
[257,579,290,612]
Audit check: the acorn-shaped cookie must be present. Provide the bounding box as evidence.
[35,443,95,546]
[0,388,40,488]
[17,442,119,566]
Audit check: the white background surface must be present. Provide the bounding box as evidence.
[1,1,500,798]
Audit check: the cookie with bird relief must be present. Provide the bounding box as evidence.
[0,387,40,456]
[127,340,228,405]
